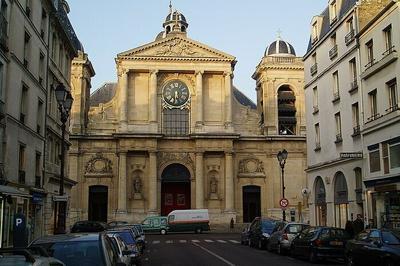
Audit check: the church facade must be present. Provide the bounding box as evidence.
[68,7,308,225]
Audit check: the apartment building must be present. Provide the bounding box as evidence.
[304,0,363,228]
[358,0,400,229]
[0,0,82,246]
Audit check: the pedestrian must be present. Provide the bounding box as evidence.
[230,218,234,232]
[345,220,354,238]
[352,214,365,236]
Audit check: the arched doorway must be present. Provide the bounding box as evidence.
[315,177,327,226]
[242,186,261,223]
[334,172,349,228]
[88,185,108,222]
[277,85,297,135]
[161,164,191,216]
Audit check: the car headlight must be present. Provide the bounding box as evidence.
[262,233,270,238]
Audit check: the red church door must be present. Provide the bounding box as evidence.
[161,164,191,216]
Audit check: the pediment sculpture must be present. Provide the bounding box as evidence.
[238,158,266,178]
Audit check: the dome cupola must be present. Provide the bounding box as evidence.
[265,36,296,57]
[163,2,188,36]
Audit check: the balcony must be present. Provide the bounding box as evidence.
[313,106,319,114]
[312,36,319,44]
[352,125,361,137]
[349,80,358,94]
[345,30,355,45]
[383,46,396,57]
[362,47,397,80]
[0,13,8,52]
[366,113,381,123]
[330,16,338,25]
[19,170,26,184]
[386,104,399,114]
[329,45,338,59]
[310,63,318,76]
[335,134,343,144]
[332,92,340,103]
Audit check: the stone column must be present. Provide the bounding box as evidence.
[149,70,158,123]
[148,151,158,213]
[225,152,234,211]
[195,71,203,127]
[117,152,127,212]
[224,72,233,128]
[195,152,204,209]
[119,69,129,130]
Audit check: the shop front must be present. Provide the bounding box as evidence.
[0,185,31,248]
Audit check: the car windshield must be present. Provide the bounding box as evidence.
[382,231,400,245]
[43,240,104,266]
[261,220,276,233]
[287,224,305,234]
[115,231,135,245]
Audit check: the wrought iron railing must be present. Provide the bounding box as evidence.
[329,45,338,59]
[345,30,355,45]
[311,63,318,76]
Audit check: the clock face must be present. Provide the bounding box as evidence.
[162,80,190,108]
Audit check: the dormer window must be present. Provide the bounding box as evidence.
[312,21,319,43]
[330,0,338,24]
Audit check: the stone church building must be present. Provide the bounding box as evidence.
[68,7,308,225]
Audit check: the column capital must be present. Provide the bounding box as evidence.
[117,151,128,156]
[148,150,158,156]
[223,71,234,79]
[195,70,204,76]
[225,151,234,156]
[118,67,129,77]
[150,69,159,76]
[195,151,204,156]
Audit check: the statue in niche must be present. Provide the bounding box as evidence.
[209,175,218,200]
[133,174,142,199]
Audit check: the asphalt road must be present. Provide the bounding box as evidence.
[141,233,343,266]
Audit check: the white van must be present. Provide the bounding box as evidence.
[167,209,210,233]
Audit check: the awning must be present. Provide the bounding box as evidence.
[0,185,32,198]
[364,175,400,188]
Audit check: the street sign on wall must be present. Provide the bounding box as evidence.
[279,198,289,210]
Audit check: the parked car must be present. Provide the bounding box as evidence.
[70,220,108,233]
[107,233,134,266]
[107,227,141,265]
[133,224,145,246]
[240,224,250,245]
[268,223,310,255]
[0,247,65,266]
[108,221,129,227]
[290,226,351,263]
[141,216,168,235]
[346,229,400,266]
[248,217,285,249]
[30,232,125,266]
[167,209,210,234]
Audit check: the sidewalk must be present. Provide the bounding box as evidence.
[210,223,248,233]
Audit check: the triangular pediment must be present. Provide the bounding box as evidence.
[118,36,235,62]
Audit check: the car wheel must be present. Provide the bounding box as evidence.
[266,241,272,252]
[309,249,317,263]
[160,229,167,235]
[240,239,244,245]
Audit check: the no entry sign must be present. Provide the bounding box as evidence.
[279,198,289,209]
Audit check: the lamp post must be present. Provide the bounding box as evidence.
[277,149,288,221]
[54,83,73,234]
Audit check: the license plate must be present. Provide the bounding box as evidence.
[330,241,343,246]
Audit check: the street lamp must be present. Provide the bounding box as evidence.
[277,149,288,221]
[54,83,73,234]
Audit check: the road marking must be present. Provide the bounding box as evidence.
[229,240,240,244]
[179,240,187,243]
[204,239,214,243]
[152,240,160,244]
[166,240,173,244]
[217,240,227,243]
[192,242,236,266]
[191,240,200,243]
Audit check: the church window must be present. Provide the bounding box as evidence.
[162,108,190,136]
[166,26,171,34]
[277,86,296,135]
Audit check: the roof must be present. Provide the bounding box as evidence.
[265,39,296,57]
[32,233,102,244]
[306,0,357,54]
[233,87,257,109]
[90,83,117,107]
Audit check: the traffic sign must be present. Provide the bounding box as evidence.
[279,198,289,209]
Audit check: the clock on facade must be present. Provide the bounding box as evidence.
[162,79,190,108]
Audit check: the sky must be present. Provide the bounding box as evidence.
[67,0,327,102]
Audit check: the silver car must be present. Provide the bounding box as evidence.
[107,233,132,266]
[267,223,309,255]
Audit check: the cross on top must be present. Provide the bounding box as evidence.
[277,29,283,39]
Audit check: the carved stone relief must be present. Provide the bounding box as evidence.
[132,171,143,200]
[85,153,113,178]
[238,158,265,178]
[151,39,203,57]
[158,152,194,171]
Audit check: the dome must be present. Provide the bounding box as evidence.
[155,31,165,41]
[265,38,296,57]
[165,11,187,24]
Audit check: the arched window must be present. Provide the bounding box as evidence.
[181,26,186,32]
[277,86,296,135]
[315,177,327,226]
[166,26,171,34]
[334,172,349,228]
[162,108,190,136]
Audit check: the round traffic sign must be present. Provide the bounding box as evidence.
[279,198,289,208]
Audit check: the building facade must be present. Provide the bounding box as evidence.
[304,0,364,228]
[358,0,400,230]
[0,0,82,246]
[69,7,309,225]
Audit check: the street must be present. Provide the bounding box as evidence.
[141,233,342,266]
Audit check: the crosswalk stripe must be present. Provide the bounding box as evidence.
[217,240,227,243]
[166,240,173,244]
[179,240,187,243]
[191,240,200,243]
[204,239,214,243]
[229,240,240,244]
[152,240,160,244]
